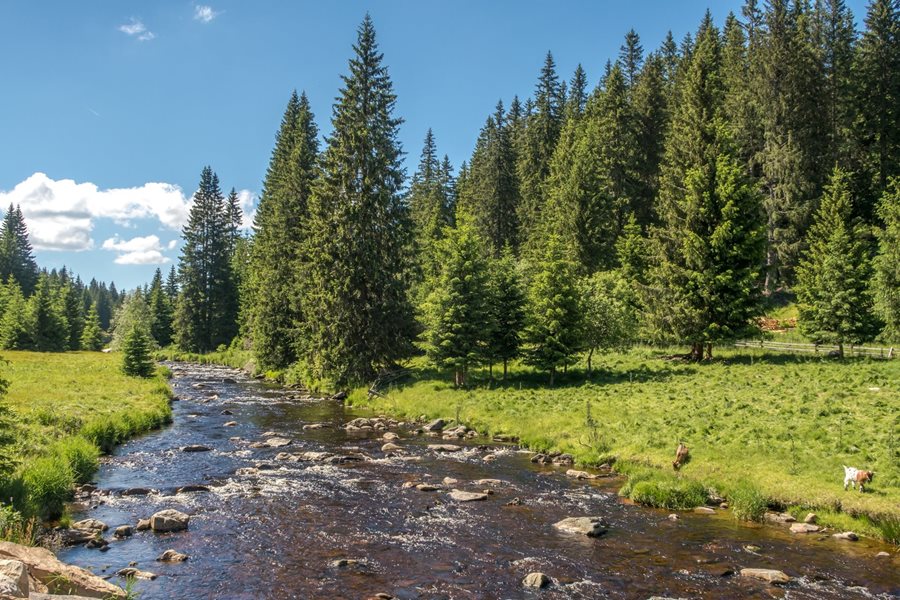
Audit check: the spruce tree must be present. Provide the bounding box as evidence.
[648,17,766,360]
[618,29,644,88]
[122,326,155,378]
[873,177,900,340]
[29,274,69,352]
[796,168,878,354]
[517,52,564,251]
[300,15,416,384]
[854,0,900,208]
[80,302,104,351]
[148,268,174,347]
[422,225,491,386]
[631,52,669,226]
[0,204,38,296]
[409,128,450,287]
[165,266,178,300]
[457,103,520,255]
[248,91,319,370]
[485,244,526,379]
[175,166,237,352]
[226,187,243,252]
[0,279,29,350]
[60,282,83,350]
[524,235,582,384]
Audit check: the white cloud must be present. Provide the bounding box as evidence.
[193,5,219,23]
[119,18,155,41]
[0,173,257,253]
[102,235,173,265]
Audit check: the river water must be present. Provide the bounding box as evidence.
[58,363,898,599]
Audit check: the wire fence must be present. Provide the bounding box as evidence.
[734,339,896,359]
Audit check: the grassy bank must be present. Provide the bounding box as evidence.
[349,347,900,543]
[0,351,172,522]
[156,346,258,375]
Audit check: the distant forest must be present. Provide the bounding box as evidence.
[4,1,899,386]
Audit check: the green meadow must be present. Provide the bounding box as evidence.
[349,347,900,543]
[0,351,172,522]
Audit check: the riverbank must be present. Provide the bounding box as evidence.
[1,351,172,524]
[348,347,900,544]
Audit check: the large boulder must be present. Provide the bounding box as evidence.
[552,517,607,537]
[71,519,107,533]
[740,568,791,584]
[0,541,126,599]
[149,509,190,532]
[522,572,550,588]
[0,559,28,598]
[423,418,446,432]
[157,549,189,562]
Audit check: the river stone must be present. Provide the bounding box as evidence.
[59,528,96,546]
[803,512,817,524]
[415,483,441,492]
[876,551,890,558]
[442,477,459,486]
[249,441,270,449]
[740,568,791,584]
[150,509,190,532]
[116,567,157,580]
[221,409,234,415]
[113,525,132,538]
[223,421,238,427]
[448,489,487,502]
[423,418,446,432]
[177,484,210,494]
[157,549,189,562]
[764,512,795,523]
[789,523,820,533]
[566,469,593,480]
[522,572,550,588]
[330,558,363,568]
[694,507,716,515]
[832,531,859,541]
[428,444,461,453]
[0,559,28,599]
[182,445,212,452]
[135,519,151,531]
[0,541,127,598]
[303,423,329,430]
[121,487,153,496]
[474,478,505,486]
[72,519,108,532]
[381,443,403,452]
[483,454,497,463]
[553,517,607,537]
[222,377,237,384]
[266,437,292,448]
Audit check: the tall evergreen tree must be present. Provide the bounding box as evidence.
[175,166,237,352]
[29,274,69,352]
[873,178,900,340]
[517,52,564,251]
[300,15,416,384]
[422,225,492,387]
[80,302,104,351]
[485,244,526,379]
[854,0,900,209]
[409,128,450,285]
[796,168,878,354]
[59,281,84,350]
[648,16,766,360]
[226,187,243,252]
[148,268,174,347]
[248,92,319,369]
[122,326,155,378]
[0,204,38,296]
[618,29,644,88]
[0,279,29,350]
[457,104,519,255]
[165,266,178,300]
[524,235,582,384]
[631,52,670,226]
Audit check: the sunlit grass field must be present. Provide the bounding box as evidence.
[350,347,900,542]
[1,351,172,520]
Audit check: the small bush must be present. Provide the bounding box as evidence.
[23,455,73,520]
[730,483,768,522]
[620,468,708,509]
[0,504,37,545]
[52,437,99,483]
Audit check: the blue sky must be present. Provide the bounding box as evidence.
[0,0,870,289]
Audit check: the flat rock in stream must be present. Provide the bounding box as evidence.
[113,525,133,538]
[149,509,190,532]
[553,517,607,537]
[448,489,487,502]
[303,423,330,430]
[182,445,212,453]
[428,444,461,453]
[522,572,551,588]
[415,483,441,492]
[474,478,506,486]
[789,523,820,533]
[740,568,791,584]
[116,567,157,580]
[265,437,292,448]
[157,549,189,562]
[71,518,108,532]
[832,531,858,541]
[381,442,403,452]
[223,421,238,427]
[177,484,210,494]
[566,469,594,480]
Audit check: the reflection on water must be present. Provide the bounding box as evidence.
[58,363,899,599]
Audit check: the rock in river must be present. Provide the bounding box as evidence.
[150,509,190,533]
[113,525,133,538]
[116,567,157,580]
[182,444,212,453]
[789,523,820,534]
[0,541,127,598]
[832,531,858,541]
[740,568,791,584]
[553,517,607,537]
[381,442,403,452]
[72,518,108,532]
[177,484,211,494]
[0,558,28,599]
[428,444,461,453]
[448,489,488,502]
[266,437,292,448]
[523,572,551,588]
[423,418,446,432]
[157,549,189,562]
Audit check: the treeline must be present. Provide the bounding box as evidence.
[156,4,898,385]
[0,204,124,352]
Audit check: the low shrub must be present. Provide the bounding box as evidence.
[619,467,708,509]
[52,437,99,483]
[0,504,37,545]
[730,483,768,522]
[23,455,73,520]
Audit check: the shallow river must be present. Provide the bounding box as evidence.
[59,363,898,599]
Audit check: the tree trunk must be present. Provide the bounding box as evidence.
[838,342,844,358]
[705,342,713,360]
[489,362,493,381]
[690,342,703,361]
[587,348,594,376]
[503,359,508,380]
[549,368,555,386]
